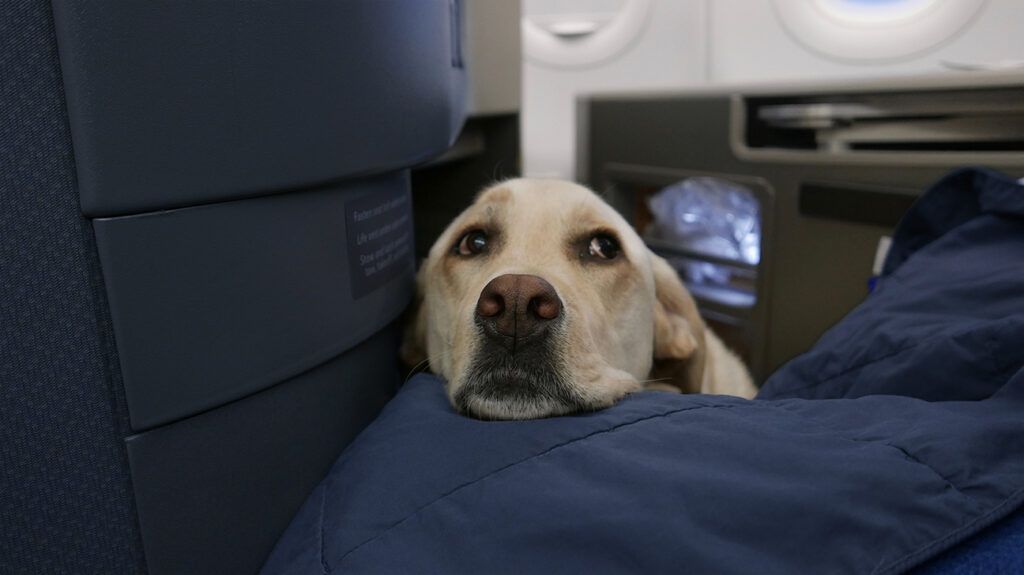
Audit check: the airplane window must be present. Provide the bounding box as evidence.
[522,0,652,68]
[814,0,939,25]
[772,0,987,62]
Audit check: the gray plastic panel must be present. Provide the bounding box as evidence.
[95,173,415,431]
[51,0,466,217]
[580,93,1024,373]
[126,325,400,575]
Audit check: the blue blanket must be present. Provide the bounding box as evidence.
[263,168,1024,574]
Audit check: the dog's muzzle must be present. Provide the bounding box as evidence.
[456,274,583,419]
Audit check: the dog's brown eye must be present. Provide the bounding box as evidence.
[588,234,620,260]
[455,230,488,256]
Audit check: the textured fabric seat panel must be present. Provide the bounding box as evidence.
[0,2,144,573]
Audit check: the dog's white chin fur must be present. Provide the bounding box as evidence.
[454,393,581,421]
[451,363,642,420]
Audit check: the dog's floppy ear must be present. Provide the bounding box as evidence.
[650,253,707,392]
[400,268,428,370]
[651,254,702,359]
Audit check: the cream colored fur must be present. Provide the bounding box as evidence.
[403,178,756,419]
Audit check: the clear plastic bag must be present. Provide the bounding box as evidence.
[646,178,761,296]
[646,177,761,265]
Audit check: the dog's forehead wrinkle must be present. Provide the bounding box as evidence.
[499,177,593,203]
[468,203,502,229]
[478,181,606,244]
[477,183,513,204]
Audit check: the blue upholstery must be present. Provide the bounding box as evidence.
[0,2,143,572]
[2,2,464,573]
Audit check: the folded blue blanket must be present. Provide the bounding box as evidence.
[264,168,1024,574]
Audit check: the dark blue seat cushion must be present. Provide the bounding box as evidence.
[263,168,1024,575]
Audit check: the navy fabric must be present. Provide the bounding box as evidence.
[263,168,1024,575]
[914,506,1024,575]
[760,167,1024,403]
[0,1,144,573]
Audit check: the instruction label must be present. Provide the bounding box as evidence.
[345,186,413,299]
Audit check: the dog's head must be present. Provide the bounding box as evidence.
[403,179,707,419]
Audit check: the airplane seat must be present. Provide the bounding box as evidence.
[0,2,465,574]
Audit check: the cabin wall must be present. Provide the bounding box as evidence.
[523,0,1024,179]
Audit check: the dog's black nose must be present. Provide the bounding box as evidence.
[475,274,562,339]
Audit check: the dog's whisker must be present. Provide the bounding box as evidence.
[491,160,505,182]
[403,356,433,383]
[403,348,454,384]
[637,377,675,386]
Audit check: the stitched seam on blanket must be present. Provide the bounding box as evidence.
[329,402,740,568]
[768,404,1006,575]
[855,439,979,506]
[769,403,1024,574]
[768,404,983,509]
[872,486,1024,575]
[769,341,925,397]
[319,483,329,574]
[988,321,1024,384]
[770,319,1017,398]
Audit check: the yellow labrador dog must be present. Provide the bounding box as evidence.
[402,179,756,420]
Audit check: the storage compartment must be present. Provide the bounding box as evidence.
[741,87,1024,155]
[581,77,1024,375]
[603,164,774,381]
